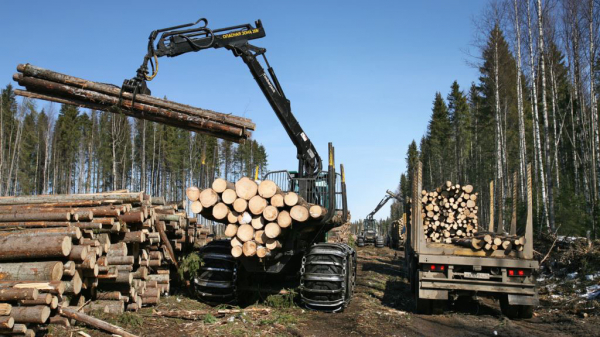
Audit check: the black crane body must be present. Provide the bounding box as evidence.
[358,190,402,248]
[123,18,353,312]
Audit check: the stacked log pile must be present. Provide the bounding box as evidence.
[421,182,479,243]
[420,182,525,252]
[13,64,255,143]
[0,191,192,335]
[187,177,329,258]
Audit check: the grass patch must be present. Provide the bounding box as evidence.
[259,312,299,326]
[203,313,218,324]
[117,312,143,328]
[178,252,202,280]
[265,290,297,309]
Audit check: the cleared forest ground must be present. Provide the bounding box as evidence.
[49,246,599,337]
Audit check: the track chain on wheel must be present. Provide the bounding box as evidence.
[300,243,356,312]
[194,240,237,304]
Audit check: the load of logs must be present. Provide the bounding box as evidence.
[421,181,479,244]
[0,191,193,335]
[187,177,328,259]
[13,64,255,143]
[420,182,526,252]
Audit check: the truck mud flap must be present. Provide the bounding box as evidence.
[508,293,539,306]
[419,288,448,300]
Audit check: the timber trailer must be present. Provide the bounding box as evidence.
[122,17,354,312]
[405,162,538,317]
[358,190,402,248]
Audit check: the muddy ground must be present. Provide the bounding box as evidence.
[50,246,599,337]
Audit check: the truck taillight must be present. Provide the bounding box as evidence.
[508,269,525,276]
[428,264,446,271]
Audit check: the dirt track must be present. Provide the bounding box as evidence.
[299,246,600,337]
[50,246,599,337]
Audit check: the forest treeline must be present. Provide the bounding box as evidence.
[0,84,268,202]
[391,0,600,238]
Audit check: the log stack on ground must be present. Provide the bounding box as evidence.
[0,190,194,335]
[13,63,255,143]
[187,177,332,259]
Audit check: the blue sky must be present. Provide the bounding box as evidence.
[1,0,486,220]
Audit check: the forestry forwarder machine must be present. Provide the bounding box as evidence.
[122,18,354,312]
[357,190,402,248]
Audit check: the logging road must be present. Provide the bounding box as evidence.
[51,246,599,337]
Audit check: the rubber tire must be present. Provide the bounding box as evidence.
[500,295,520,319]
[519,305,534,319]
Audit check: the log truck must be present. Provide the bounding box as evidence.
[122,17,354,312]
[405,162,538,317]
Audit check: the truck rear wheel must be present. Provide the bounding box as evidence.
[300,243,356,312]
[500,295,532,319]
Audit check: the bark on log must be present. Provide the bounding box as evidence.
[19,293,51,305]
[0,227,81,240]
[14,74,250,142]
[0,288,38,301]
[0,303,11,315]
[0,316,13,329]
[17,63,255,129]
[0,281,65,295]
[0,261,63,281]
[0,192,143,205]
[11,305,50,324]
[59,306,139,337]
[0,212,71,222]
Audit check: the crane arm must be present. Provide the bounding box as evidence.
[122,18,322,178]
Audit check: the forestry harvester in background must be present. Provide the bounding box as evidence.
[357,190,402,248]
[122,17,354,312]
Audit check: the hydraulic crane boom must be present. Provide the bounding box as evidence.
[122,18,322,178]
[365,190,403,221]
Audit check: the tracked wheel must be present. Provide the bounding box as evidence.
[357,237,365,247]
[300,243,356,312]
[194,240,236,304]
[375,236,385,248]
